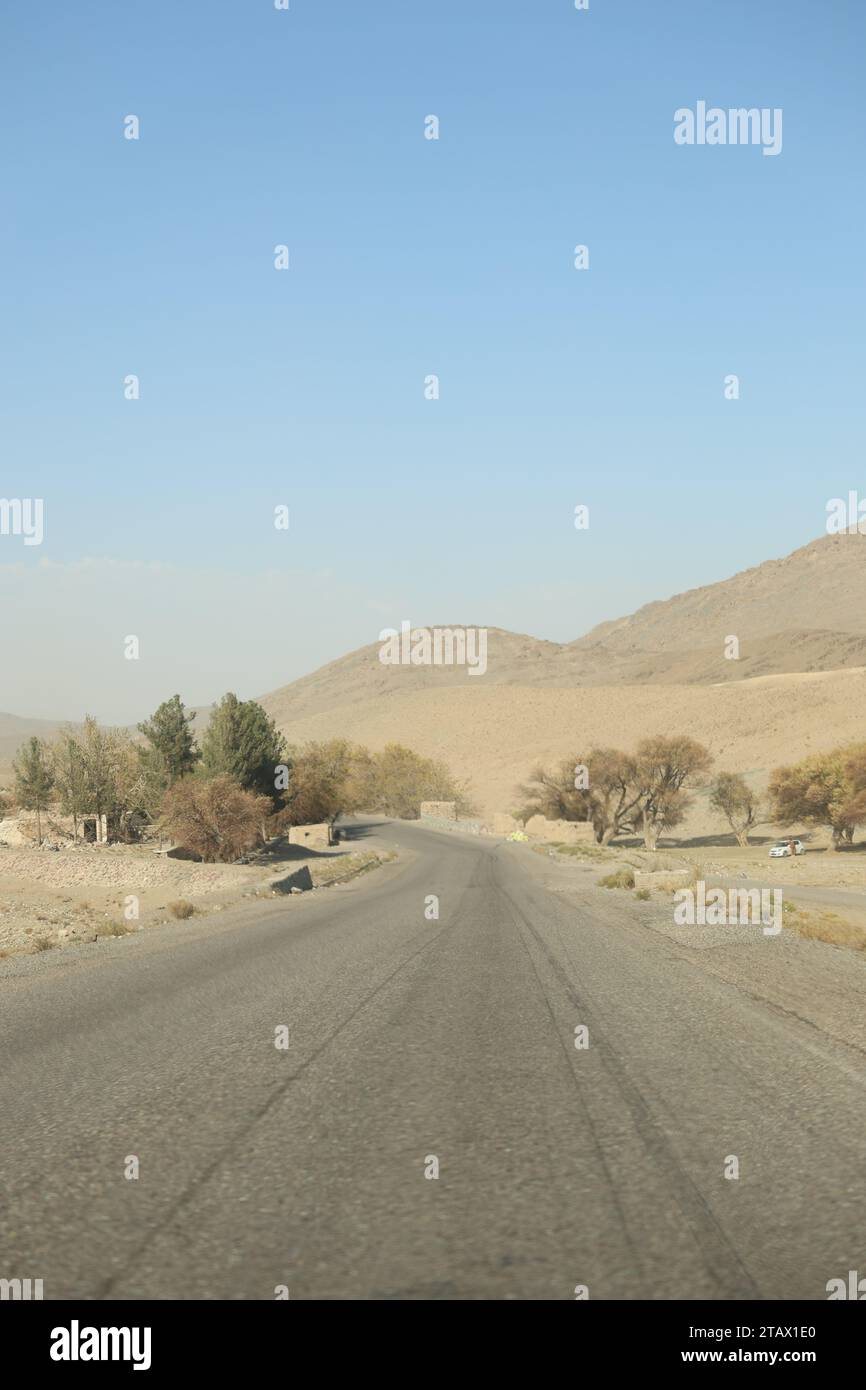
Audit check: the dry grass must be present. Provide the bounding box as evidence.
[310,850,396,888]
[168,899,195,920]
[781,900,866,951]
[94,920,131,939]
[647,864,704,894]
[549,842,608,860]
[598,868,636,890]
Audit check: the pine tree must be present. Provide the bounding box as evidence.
[13,736,56,843]
[52,730,88,839]
[200,693,285,802]
[138,694,200,786]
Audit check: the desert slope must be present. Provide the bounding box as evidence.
[261,666,866,820]
[260,535,866,732]
[253,533,866,819]
[0,713,71,785]
[577,532,866,654]
[5,534,865,810]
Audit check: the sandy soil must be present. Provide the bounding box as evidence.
[0,836,389,957]
[262,666,866,823]
[528,833,866,953]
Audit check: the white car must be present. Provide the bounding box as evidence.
[769,839,804,858]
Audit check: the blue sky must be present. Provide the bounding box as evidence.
[1,0,863,720]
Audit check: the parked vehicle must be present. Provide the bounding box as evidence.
[769,839,804,858]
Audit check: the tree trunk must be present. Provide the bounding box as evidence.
[642,814,659,851]
[36,807,42,843]
[736,829,750,848]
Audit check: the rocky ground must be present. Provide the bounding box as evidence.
[527,833,866,954]
[0,832,394,957]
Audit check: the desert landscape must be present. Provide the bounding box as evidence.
[3,532,865,956]
[256,533,866,826]
[4,0,865,1325]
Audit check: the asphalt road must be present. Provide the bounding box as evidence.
[1,818,864,1300]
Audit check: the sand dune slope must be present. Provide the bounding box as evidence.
[263,667,866,819]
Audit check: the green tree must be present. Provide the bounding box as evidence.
[137,694,199,785]
[355,743,472,820]
[633,735,712,851]
[52,730,88,838]
[79,716,118,826]
[13,736,56,842]
[709,772,761,847]
[77,717,146,841]
[200,693,285,803]
[769,744,866,849]
[281,738,363,827]
[517,736,712,848]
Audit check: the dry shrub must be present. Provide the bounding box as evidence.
[784,905,866,952]
[95,921,129,938]
[168,899,195,920]
[598,868,635,889]
[161,776,270,863]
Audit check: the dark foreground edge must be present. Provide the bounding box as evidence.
[5,1299,860,1375]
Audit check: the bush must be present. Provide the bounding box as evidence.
[161,776,271,863]
[353,743,473,819]
[279,738,361,827]
[518,735,712,848]
[634,888,651,900]
[769,744,866,849]
[168,899,195,919]
[598,868,635,889]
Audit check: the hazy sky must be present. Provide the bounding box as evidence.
[1,1,863,722]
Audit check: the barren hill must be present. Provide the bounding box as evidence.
[263,668,866,820]
[575,532,866,654]
[261,534,866,730]
[257,533,866,819]
[0,714,70,786]
[5,535,865,820]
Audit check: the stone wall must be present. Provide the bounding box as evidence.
[420,801,457,821]
[523,816,596,844]
[288,822,332,850]
[490,813,595,841]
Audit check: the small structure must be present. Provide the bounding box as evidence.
[420,801,456,821]
[288,822,333,850]
[523,816,596,844]
[81,814,109,844]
